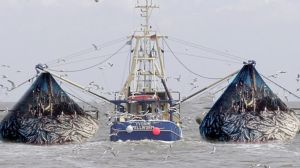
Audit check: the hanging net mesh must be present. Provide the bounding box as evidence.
[0,72,98,144]
[200,63,300,142]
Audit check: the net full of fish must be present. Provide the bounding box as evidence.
[199,63,300,142]
[0,72,99,144]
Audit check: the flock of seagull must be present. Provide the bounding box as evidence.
[1,61,300,100]
[0,61,295,166]
[0,64,20,92]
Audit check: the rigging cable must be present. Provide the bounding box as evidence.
[178,70,239,104]
[163,38,223,80]
[8,75,37,92]
[45,37,127,67]
[168,37,247,62]
[165,50,241,64]
[121,49,131,89]
[49,51,129,68]
[261,74,300,100]
[47,42,128,73]
[62,84,99,111]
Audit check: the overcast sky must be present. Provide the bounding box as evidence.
[0,0,300,102]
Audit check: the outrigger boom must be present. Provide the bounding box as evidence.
[35,64,113,104]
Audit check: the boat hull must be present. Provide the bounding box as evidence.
[110,120,182,141]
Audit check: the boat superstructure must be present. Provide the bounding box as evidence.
[109,0,182,141]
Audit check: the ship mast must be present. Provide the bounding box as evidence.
[121,0,166,98]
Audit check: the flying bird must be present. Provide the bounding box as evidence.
[209,146,216,154]
[56,59,66,64]
[268,74,278,78]
[94,84,103,90]
[165,76,172,81]
[92,44,99,50]
[191,85,199,91]
[7,80,16,90]
[174,75,181,82]
[89,81,95,85]
[1,65,10,68]
[278,70,287,74]
[268,70,287,79]
[108,62,114,67]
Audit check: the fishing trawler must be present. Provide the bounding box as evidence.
[33,0,186,142]
[108,0,182,141]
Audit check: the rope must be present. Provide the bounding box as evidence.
[46,37,127,67]
[47,42,128,73]
[163,38,223,80]
[8,75,37,92]
[178,70,239,104]
[168,37,247,62]
[165,50,241,64]
[63,86,99,111]
[261,74,300,99]
[49,51,128,68]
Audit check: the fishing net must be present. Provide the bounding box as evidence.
[0,72,98,144]
[200,63,300,142]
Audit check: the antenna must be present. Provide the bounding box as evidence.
[135,0,159,35]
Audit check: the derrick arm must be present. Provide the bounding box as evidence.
[36,64,113,104]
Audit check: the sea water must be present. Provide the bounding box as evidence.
[0,102,299,168]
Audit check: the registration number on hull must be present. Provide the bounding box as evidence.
[132,122,154,130]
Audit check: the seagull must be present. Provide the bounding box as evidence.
[84,86,93,91]
[108,62,114,67]
[110,150,119,157]
[174,75,181,82]
[56,59,66,64]
[88,81,102,90]
[165,76,172,81]
[98,66,105,70]
[191,85,199,91]
[59,74,68,78]
[268,70,287,79]
[268,74,278,78]
[93,84,103,90]
[278,70,287,74]
[209,146,216,154]
[103,146,119,157]
[296,74,300,82]
[7,80,16,90]
[89,81,95,85]
[92,44,99,50]
[1,65,10,68]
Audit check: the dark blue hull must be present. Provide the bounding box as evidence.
[110,120,182,142]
